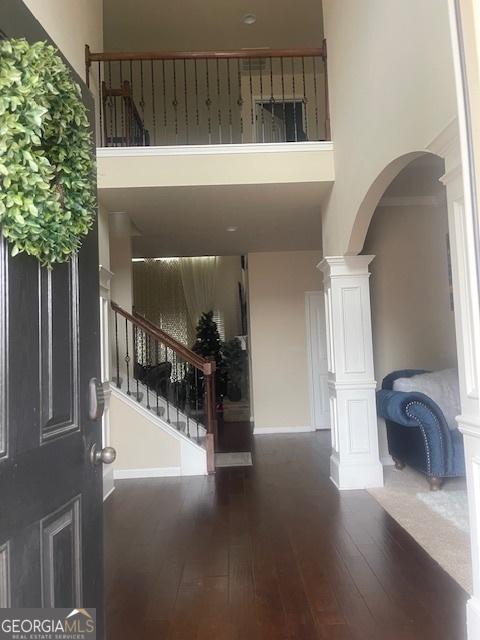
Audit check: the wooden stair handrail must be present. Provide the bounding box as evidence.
[86,45,326,77]
[111,301,215,375]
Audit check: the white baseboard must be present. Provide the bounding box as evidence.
[253,426,315,435]
[467,596,480,640]
[381,454,395,466]
[114,466,181,479]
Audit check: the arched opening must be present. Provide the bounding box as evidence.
[360,154,469,592]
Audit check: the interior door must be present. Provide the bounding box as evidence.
[0,2,104,635]
[305,291,330,430]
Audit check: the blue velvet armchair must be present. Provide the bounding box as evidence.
[376,369,465,490]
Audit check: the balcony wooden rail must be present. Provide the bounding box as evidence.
[111,301,216,472]
[86,43,330,146]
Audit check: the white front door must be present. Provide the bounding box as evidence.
[305,291,330,430]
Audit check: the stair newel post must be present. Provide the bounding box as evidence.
[124,317,131,395]
[204,358,217,474]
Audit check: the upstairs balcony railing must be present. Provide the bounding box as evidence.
[85,44,329,147]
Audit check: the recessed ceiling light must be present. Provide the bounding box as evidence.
[226,226,238,232]
[242,13,256,25]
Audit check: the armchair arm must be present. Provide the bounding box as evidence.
[377,389,455,476]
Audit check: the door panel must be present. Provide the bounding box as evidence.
[0,1,103,635]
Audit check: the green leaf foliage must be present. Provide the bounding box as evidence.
[0,38,96,267]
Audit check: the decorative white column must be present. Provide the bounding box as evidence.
[318,256,383,489]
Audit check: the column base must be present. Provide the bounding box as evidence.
[467,596,480,639]
[330,452,384,490]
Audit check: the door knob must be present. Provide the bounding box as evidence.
[90,443,116,466]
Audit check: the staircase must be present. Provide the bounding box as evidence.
[110,302,216,475]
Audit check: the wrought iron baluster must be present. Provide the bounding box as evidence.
[129,59,134,143]
[183,58,189,144]
[270,57,275,141]
[166,345,171,423]
[237,59,243,144]
[301,57,308,141]
[194,59,200,129]
[184,361,190,438]
[280,57,287,141]
[206,59,212,144]
[145,332,150,409]
[173,60,178,144]
[216,57,222,143]
[162,59,167,137]
[174,352,180,427]
[140,60,146,145]
[107,61,115,147]
[226,59,233,143]
[134,324,140,401]
[259,58,265,143]
[119,61,125,145]
[322,47,330,140]
[248,58,254,133]
[114,310,120,387]
[125,318,131,395]
[151,59,157,145]
[313,56,319,140]
[292,57,298,141]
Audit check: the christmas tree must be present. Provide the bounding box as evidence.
[191,311,226,400]
[192,311,223,363]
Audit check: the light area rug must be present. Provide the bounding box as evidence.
[215,452,252,468]
[368,466,472,593]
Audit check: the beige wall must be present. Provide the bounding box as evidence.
[248,250,321,429]
[364,203,458,385]
[109,212,133,311]
[23,0,103,81]
[321,0,457,255]
[110,393,181,471]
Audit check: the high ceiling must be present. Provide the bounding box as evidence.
[103,0,324,52]
[99,182,328,257]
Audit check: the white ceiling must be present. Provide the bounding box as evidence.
[103,0,324,52]
[99,182,329,257]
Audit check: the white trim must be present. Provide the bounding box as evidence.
[114,466,181,479]
[305,291,330,431]
[467,596,480,638]
[97,141,333,158]
[103,485,115,501]
[253,426,315,435]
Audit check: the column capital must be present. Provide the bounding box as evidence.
[317,255,375,277]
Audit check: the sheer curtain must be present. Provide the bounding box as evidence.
[180,256,219,329]
[133,258,193,345]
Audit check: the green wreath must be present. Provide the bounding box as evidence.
[0,38,95,267]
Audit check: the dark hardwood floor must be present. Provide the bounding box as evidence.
[104,432,468,640]
[217,419,252,453]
